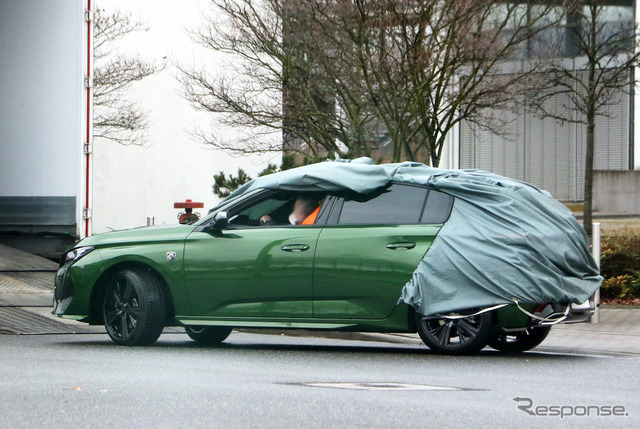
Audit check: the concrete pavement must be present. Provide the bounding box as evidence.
[3,332,639,428]
[0,243,58,271]
[0,243,56,307]
[0,243,94,334]
[538,307,640,356]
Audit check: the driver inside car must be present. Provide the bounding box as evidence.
[260,197,320,226]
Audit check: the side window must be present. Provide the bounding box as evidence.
[421,190,454,224]
[337,184,428,225]
[229,193,295,227]
[228,192,325,227]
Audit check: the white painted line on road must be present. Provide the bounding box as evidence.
[300,382,461,391]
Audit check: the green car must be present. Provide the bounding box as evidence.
[53,183,590,355]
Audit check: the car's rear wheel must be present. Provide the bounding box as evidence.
[488,326,551,353]
[416,309,497,355]
[185,326,232,345]
[102,268,165,346]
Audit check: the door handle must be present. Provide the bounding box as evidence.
[386,242,416,250]
[281,244,310,252]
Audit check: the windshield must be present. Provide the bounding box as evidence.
[194,189,264,226]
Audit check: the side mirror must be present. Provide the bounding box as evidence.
[210,211,228,231]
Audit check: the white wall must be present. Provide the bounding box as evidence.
[438,122,460,170]
[91,0,272,233]
[0,0,84,199]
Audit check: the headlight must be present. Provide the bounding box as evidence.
[64,246,95,264]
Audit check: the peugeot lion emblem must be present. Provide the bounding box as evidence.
[166,251,177,262]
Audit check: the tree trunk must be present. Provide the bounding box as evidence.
[430,151,440,168]
[429,142,439,168]
[392,137,402,163]
[584,111,595,238]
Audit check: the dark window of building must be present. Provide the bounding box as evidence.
[488,1,634,59]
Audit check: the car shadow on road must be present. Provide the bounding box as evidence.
[47,333,595,360]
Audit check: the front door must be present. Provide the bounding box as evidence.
[183,191,325,318]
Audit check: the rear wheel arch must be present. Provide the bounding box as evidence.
[89,261,175,325]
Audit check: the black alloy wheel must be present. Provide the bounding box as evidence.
[185,326,233,345]
[416,309,497,355]
[488,326,552,353]
[103,268,165,346]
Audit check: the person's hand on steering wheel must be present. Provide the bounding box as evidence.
[260,215,272,226]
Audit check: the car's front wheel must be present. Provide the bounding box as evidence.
[488,326,551,353]
[102,268,166,346]
[185,326,232,345]
[416,309,497,355]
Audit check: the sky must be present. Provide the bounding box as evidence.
[92,0,274,232]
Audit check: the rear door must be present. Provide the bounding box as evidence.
[312,184,453,319]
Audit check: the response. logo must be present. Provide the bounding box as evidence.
[513,397,629,418]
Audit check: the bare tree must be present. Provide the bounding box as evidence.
[330,0,568,165]
[93,8,163,146]
[176,0,358,160]
[178,0,564,165]
[531,1,640,236]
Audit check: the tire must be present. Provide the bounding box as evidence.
[102,268,166,346]
[488,326,551,353]
[416,309,497,355]
[185,326,232,345]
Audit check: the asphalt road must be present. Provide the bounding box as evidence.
[0,332,638,428]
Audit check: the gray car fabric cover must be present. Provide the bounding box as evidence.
[224,158,602,316]
[227,156,399,198]
[396,167,601,316]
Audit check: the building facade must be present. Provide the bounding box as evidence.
[446,0,638,202]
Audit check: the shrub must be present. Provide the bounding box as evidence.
[600,275,634,299]
[599,234,640,301]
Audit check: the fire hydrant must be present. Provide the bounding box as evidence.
[174,199,204,224]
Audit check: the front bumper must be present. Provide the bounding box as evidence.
[52,264,74,315]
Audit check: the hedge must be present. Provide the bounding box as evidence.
[600,234,640,301]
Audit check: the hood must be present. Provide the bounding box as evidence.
[74,224,195,249]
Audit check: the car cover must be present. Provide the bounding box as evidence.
[225,158,602,316]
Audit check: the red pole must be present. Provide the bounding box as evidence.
[85,0,92,237]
